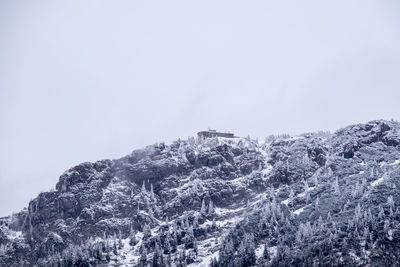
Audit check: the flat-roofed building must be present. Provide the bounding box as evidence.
[197,129,235,140]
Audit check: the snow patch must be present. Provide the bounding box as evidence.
[268,246,277,259]
[371,176,385,187]
[193,251,219,267]
[255,244,264,258]
[190,236,220,267]
[294,206,305,215]
[215,206,244,216]
[379,160,400,167]
[281,199,290,206]
[118,232,143,266]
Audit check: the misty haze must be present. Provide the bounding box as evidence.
[1,1,400,266]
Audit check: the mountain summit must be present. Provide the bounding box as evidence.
[1,120,400,266]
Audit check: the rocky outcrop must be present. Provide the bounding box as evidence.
[0,120,400,266]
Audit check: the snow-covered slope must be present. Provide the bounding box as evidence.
[1,120,400,266]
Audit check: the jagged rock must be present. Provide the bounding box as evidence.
[1,119,400,266]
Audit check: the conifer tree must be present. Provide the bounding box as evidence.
[262,243,269,262]
[333,177,339,194]
[193,239,198,255]
[193,214,199,228]
[313,174,319,187]
[129,226,137,246]
[152,243,163,267]
[151,183,155,200]
[112,238,118,255]
[139,244,147,267]
[387,195,395,212]
[289,188,295,203]
[143,223,152,239]
[201,199,207,216]
[142,181,146,193]
[184,226,195,249]
[165,231,172,255]
[118,230,123,249]
[177,250,187,267]
[208,200,215,216]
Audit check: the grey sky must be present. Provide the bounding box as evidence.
[1,0,400,217]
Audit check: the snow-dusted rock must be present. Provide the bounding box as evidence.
[1,120,400,266]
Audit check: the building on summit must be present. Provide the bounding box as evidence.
[197,129,235,140]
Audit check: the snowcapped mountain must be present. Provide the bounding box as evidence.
[1,120,400,266]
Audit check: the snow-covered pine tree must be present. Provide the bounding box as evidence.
[152,243,163,267]
[150,183,155,200]
[289,188,294,203]
[387,195,395,212]
[138,244,147,267]
[208,199,215,216]
[143,223,152,239]
[118,230,123,249]
[0,244,6,257]
[129,226,136,246]
[142,180,146,193]
[193,213,199,228]
[262,243,269,263]
[200,199,207,216]
[333,177,339,194]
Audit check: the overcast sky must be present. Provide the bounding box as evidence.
[1,0,400,217]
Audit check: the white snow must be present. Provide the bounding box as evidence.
[101,178,131,203]
[189,236,220,267]
[379,159,400,167]
[9,230,23,239]
[201,216,240,229]
[281,185,315,206]
[193,251,219,267]
[297,186,315,198]
[0,219,24,241]
[255,244,264,258]
[268,246,277,259]
[215,206,244,216]
[294,206,305,215]
[118,232,143,266]
[349,251,361,262]
[297,191,306,198]
[281,199,290,206]
[118,238,135,266]
[371,176,385,187]
[261,165,273,178]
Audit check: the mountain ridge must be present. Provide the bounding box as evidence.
[1,119,400,266]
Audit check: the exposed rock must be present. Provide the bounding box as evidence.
[1,120,400,266]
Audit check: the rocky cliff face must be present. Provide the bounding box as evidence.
[1,120,400,266]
